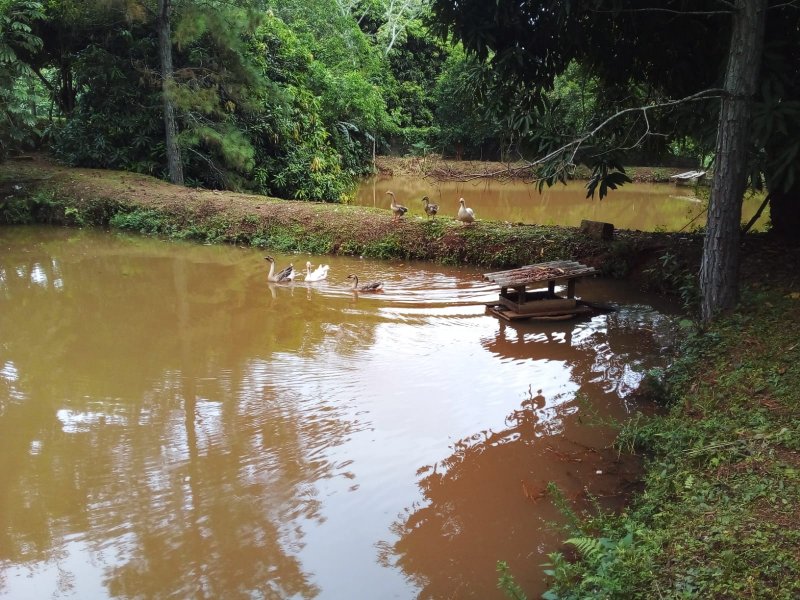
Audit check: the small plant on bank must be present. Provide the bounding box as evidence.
[110,209,170,235]
[3,190,87,224]
[642,251,699,313]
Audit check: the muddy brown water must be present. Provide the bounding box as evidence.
[0,226,678,599]
[356,175,770,232]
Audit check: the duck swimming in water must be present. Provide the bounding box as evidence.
[265,256,295,282]
[304,261,329,282]
[347,274,384,292]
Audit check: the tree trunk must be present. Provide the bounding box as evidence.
[699,0,766,323]
[158,0,184,185]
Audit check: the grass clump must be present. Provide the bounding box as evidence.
[110,208,170,234]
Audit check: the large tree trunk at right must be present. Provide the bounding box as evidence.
[157,0,184,186]
[700,0,766,324]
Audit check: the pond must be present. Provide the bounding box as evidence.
[355,175,770,232]
[0,226,678,599]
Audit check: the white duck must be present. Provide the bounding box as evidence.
[265,256,295,282]
[304,261,329,282]
[457,197,475,225]
[347,274,384,292]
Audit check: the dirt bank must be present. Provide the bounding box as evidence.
[0,155,684,276]
[374,155,689,184]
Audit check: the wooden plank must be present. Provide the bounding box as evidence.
[498,296,577,314]
[484,262,593,277]
[484,260,597,290]
[487,267,597,287]
[483,260,580,279]
[486,304,593,321]
[484,260,578,274]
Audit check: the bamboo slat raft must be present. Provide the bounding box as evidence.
[483,260,598,321]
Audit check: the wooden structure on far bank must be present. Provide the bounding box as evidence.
[483,260,598,321]
[669,170,707,186]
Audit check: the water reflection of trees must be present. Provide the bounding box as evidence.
[0,230,381,598]
[382,310,674,599]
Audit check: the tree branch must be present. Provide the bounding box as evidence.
[433,88,725,184]
[31,68,54,94]
[741,192,771,234]
[767,0,800,9]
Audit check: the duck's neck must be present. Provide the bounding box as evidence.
[351,276,359,289]
[267,261,275,281]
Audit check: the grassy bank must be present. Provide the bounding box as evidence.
[0,156,669,275]
[537,285,800,598]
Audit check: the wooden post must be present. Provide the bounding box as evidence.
[548,280,556,296]
[567,279,576,299]
[514,286,525,310]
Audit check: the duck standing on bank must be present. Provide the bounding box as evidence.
[422,196,439,218]
[386,191,408,222]
[265,256,295,282]
[457,197,475,225]
[347,274,384,292]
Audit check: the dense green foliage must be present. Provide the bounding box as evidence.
[0,0,44,160]
[0,0,431,199]
[44,2,373,200]
[1,0,718,201]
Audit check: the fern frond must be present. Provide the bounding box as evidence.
[566,536,603,559]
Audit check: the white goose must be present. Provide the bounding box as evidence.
[457,197,475,225]
[304,261,329,282]
[265,256,295,282]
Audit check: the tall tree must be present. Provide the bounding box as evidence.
[700,0,766,320]
[157,0,183,185]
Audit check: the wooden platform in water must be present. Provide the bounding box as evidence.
[485,302,594,321]
[483,260,598,321]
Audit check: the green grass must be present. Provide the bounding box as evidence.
[528,289,800,599]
